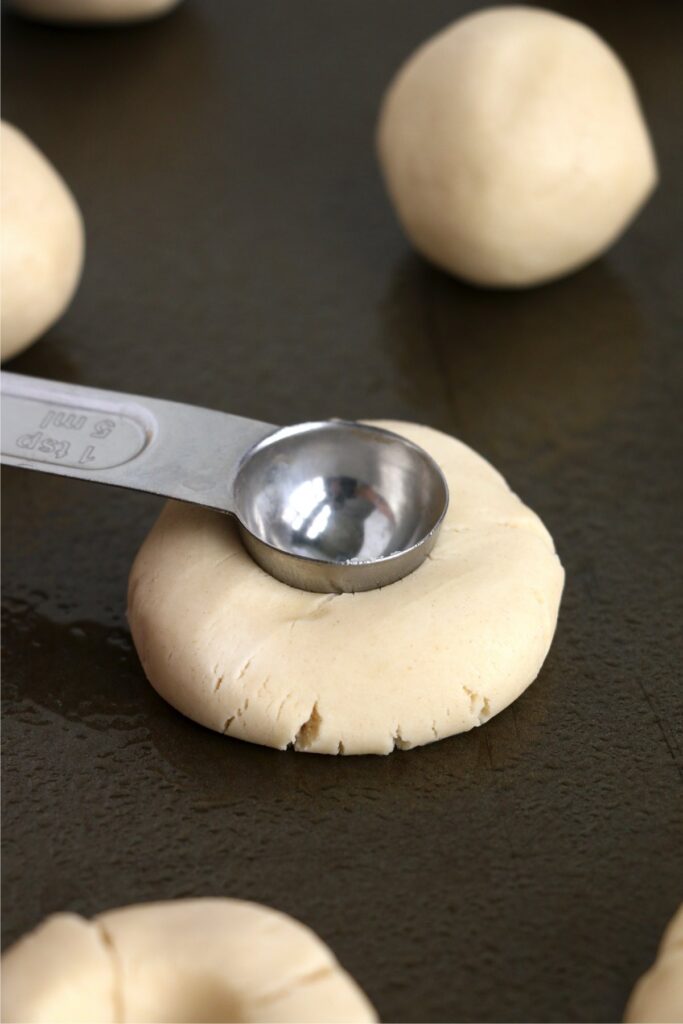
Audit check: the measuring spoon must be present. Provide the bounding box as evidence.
[0,372,448,593]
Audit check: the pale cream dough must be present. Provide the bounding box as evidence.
[1,123,84,362]
[11,0,183,23]
[0,898,377,1023]
[377,6,657,288]
[624,904,683,1023]
[128,421,564,755]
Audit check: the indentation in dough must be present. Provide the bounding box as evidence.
[94,919,124,1023]
[293,702,322,750]
[236,657,253,681]
[257,676,271,700]
[292,594,339,625]
[214,553,238,570]
[275,693,291,722]
[252,963,336,1010]
[222,696,251,734]
[225,655,252,691]
[216,652,255,694]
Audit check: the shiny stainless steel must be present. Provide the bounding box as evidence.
[0,372,275,516]
[233,421,449,591]
[1,372,449,592]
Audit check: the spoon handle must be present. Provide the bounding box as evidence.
[0,371,275,514]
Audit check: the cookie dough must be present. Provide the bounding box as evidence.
[128,421,564,755]
[1,123,84,362]
[377,6,657,287]
[0,899,377,1023]
[624,904,683,1023]
[12,0,183,23]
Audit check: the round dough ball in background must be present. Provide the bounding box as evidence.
[0,898,377,1023]
[377,6,658,288]
[1,122,84,362]
[624,904,683,1023]
[128,421,565,756]
[11,0,183,23]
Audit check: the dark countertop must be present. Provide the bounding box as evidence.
[2,2,682,1021]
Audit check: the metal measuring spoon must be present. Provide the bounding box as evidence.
[0,372,449,593]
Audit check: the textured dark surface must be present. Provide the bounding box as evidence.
[2,2,682,1022]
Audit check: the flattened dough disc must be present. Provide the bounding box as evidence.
[128,421,565,755]
[0,899,377,1023]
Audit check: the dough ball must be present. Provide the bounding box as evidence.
[377,6,657,287]
[624,904,683,1023]
[128,421,564,755]
[11,0,183,23]
[1,123,84,362]
[0,899,377,1023]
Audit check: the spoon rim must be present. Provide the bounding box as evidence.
[234,418,450,570]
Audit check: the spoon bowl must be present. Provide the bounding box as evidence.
[233,420,449,592]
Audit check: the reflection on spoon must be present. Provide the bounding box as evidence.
[283,475,397,562]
